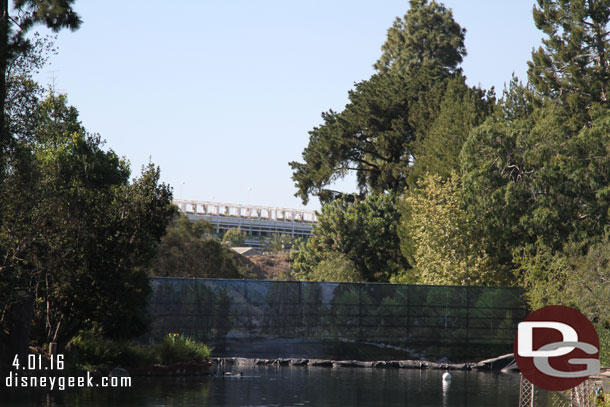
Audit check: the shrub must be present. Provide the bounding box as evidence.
[68,331,155,368]
[157,333,211,365]
[68,331,210,368]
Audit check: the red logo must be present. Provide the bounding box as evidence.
[514,305,600,391]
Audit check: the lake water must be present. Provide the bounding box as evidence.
[2,366,526,407]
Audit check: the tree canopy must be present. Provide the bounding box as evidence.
[374,0,466,74]
[1,90,175,353]
[290,0,470,204]
[149,215,252,280]
[1,0,81,169]
[528,0,610,128]
[291,193,407,282]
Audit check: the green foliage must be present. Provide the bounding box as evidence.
[517,237,610,364]
[68,331,155,368]
[461,80,610,274]
[290,0,469,204]
[150,214,245,279]
[400,172,505,285]
[68,331,210,368]
[5,33,56,140]
[528,0,610,128]
[374,0,466,74]
[222,227,247,247]
[157,333,211,365]
[408,76,495,184]
[1,0,81,166]
[1,92,176,348]
[291,193,407,282]
[263,233,294,253]
[598,326,610,367]
[309,252,361,283]
[290,72,417,203]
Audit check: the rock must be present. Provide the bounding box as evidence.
[273,359,290,366]
[292,359,309,366]
[109,368,129,377]
[398,360,423,369]
[448,363,471,370]
[473,353,515,371]
[333,360,372,368]
[310,359,333,367]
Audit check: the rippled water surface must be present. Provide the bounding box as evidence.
[2,366,525,407]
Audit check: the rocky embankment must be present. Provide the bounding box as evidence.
[210,353,516,371]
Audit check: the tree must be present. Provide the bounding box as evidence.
[291,193,408,282]
[290,0,468,204]
[374,0,466,74]
[4,33,54,141]
[407,76,495,184]
[263,233,294,253]
[399,172,504,285]
[222,227,247,247]
[528,0,610,128]
[149,214,245,279]
[461,79,610,275]
[517,237,610,365]
[1,92,176,349]
[1,0,81,168]
[309,252,361,283]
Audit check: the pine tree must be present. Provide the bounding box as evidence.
[528,0,610,127]
[291,0,468,203]
[374,0,466,74]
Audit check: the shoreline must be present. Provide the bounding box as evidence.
[209,353,516,371]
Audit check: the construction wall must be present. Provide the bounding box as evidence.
[147,278,527,361]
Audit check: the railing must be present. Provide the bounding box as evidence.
[174,200,318,223]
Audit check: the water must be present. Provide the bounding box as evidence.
[2,366,523,407]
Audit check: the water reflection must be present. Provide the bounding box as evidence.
[2,366,524,407]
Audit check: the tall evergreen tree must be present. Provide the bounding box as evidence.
[528,0,610,127]
[407,76,494,184]
[374,0,466,74]
[291,0,467,204]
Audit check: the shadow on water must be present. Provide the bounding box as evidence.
[2,366,526,407]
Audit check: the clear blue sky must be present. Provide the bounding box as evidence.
[37,1,541,210]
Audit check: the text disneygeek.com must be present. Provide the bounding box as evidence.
[5,354,131,391]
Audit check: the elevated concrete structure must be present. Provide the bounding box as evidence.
[174,199,317,249]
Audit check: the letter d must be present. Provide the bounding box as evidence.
[518,321,577,357]
[5,371,13,387]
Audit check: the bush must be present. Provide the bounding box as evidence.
[68,331,155,368]
[68,331,210,368]
[157,333,211,365]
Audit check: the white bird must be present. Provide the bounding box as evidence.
[442,372,451,381]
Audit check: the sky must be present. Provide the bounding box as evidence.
[36,1,542,211]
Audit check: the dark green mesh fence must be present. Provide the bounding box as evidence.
[148,278,527,360]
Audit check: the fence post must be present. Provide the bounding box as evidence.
[465,286,470,352]
[406,285,410,342]
[358,284,363,341]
